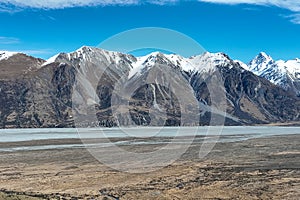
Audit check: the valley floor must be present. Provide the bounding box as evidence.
[0,135,299,200]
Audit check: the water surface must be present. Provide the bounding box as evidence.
[0,126,299,152]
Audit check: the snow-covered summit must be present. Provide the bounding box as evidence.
[247,52,300,95]
[164,54,195,72]
[128,52,181,79]
[188,52,233,72]
[248,52,274,73]
[43,46,136,67]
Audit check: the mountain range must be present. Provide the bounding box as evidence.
[0,47,299,128]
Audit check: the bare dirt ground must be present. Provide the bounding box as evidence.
[0,135,299,200]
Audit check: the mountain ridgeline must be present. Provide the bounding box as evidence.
[0,47,299,128]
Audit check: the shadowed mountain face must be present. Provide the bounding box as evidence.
[0,47,299,128]
[0,61,76,128]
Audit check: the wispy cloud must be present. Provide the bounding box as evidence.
[0,2,22,13]
[0,48,55,58]
[148,0,179,5]
[199,0,300,24]
[0,36,20,44]
[199,0,300,12]
[286,13,300,24]
[19,49,54,55]
[1,0,300,24]
[0,0,300,12]
[0,0,181,10]
[0,0,135,11]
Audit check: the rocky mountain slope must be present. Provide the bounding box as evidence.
[0,47,299,128]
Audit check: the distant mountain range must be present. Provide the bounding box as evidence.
[0,47,299,128]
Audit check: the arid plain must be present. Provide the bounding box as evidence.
[0,134,299,200]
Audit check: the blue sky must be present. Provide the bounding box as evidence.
[0,0,300,62]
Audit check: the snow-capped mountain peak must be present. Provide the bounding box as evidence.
[247,52,300,96]
[141,51,163,64]
[190,52,231,64]
[257,52,272,60]
[43,46,136,67]
[69,46,119,62]
[187,52,233,73]
[129,52,176,79]
[164,54,195,72]
[248,52,274,73]
[129,51,207,79]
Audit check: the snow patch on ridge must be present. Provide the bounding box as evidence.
[189,52,231,72]
[164,54,195,72]
[129,54,151,79]
[0,51,18,61]
[42,54,60,66]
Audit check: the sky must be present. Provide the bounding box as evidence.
[0,0,300,63]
